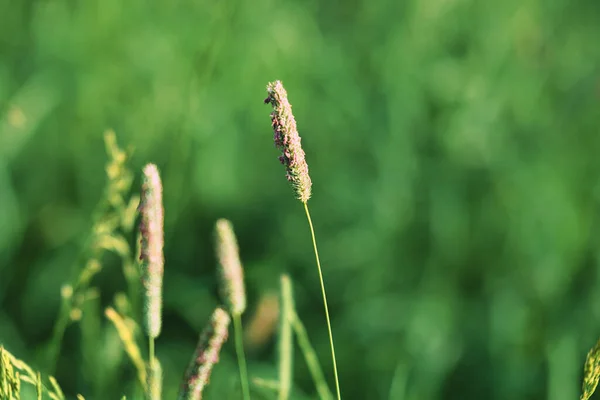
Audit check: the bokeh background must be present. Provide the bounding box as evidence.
[1,0,600,398]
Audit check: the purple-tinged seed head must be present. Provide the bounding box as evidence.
[177,308,230,400]
[265,80,312,203]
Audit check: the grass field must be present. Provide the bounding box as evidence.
[1,0,600,398]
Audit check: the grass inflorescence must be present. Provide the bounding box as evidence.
[265,80,341,400]
[215,218,250,400]
[178,308,231,400]
[139,163,165,342]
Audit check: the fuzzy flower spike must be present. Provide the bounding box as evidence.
[215,219,246,316]
[265,80,312,203]
[178,308,231,400]
[215,218,251,400]
[139,163,165,339]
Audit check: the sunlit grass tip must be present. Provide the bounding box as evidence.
[264,80,312,203]
[581,338,600,400]
[178,307,231,400]
[138,163,165,339]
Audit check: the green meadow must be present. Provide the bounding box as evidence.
[1,0,600,399]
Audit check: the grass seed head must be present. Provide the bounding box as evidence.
[215,219,247,316]
[139,163,164,339]
[178,307,231,400]
[265,80,312,203]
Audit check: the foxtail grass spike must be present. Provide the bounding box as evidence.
[264,80,312,203]
[178,307,231,400]
[215,219,247,316]
[138,163,165,339]
[215,218,251,399]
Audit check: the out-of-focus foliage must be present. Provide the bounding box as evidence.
[0,0,599,398]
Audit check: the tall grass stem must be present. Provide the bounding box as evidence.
[279,275,294,400]
[233,314,251,400]
[291,312,334,400]
[147,357,162,400]
[303,202,341,400]
[149,339,155,368]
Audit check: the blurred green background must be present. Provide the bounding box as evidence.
[1,0,600,398]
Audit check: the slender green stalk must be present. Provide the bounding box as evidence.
[303,202,341,400]
[147,357,162,400]
[252,377,280,391]
[36,372,42,400]
[291,311,334,400]
[46,285,74,371]
[48,376,65,399]
[233,314,251,400]
[279,275,294,400]
[149,339,155,369]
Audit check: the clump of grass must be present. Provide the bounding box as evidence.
[215,218,251,400]
[7,116,342,399]
[265,80,341,400]
[0,345,77,400]
[178,307,231,400]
